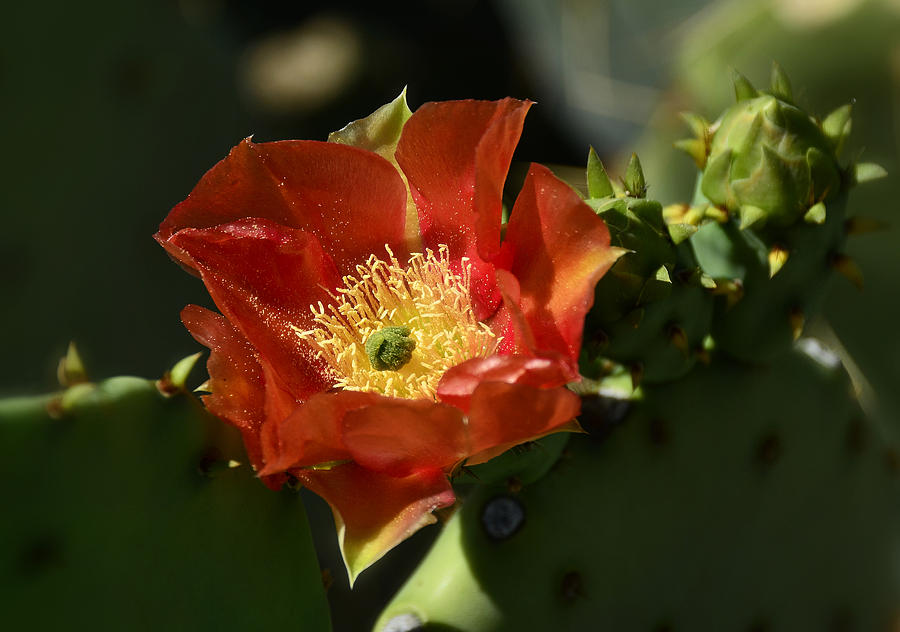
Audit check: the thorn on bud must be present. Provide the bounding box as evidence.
[768,246,789,278]
[788,307,805,341]
[755,433,782,467]
[739,205,767,231]
[667,324,689,357]
[732,69,758,101]
[57,342,88,387]
[629,363,644,391]
[769,61,793,102]
[804,202,826,225]
[852,162,887,185]
[586,146,614,199]
[830,254,864,290]
[624,153,647,198]
[845,216,888,235]
[560,571,585,603]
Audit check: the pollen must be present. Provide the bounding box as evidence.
[294,244,500,400]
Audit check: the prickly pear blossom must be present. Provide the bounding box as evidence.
[155,93,620,583]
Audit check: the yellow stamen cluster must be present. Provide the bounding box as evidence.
[295,244,499,400]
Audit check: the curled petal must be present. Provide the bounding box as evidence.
[488,269,537,355]
[437,353,578,414]
[166,219,339,402]
[466,381,582,465]
[297,464,455,586]
[181,305,289,488]
[504,164,621,363]
[157,138,410,274]
[342,399,469,476]
[259,390,382,476]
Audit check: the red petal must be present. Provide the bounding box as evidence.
[167,219,339,402]
[259,390,381,475]
[298,464,455,585]
[396,98,531,319]
[437,353,578,413]
[397,98,530,261]
[157,138,410,274]
[504,164,619,363]
[487,269,537,355]
[342,399,468,476]
[181,305,292,488]
[466,381,582,465]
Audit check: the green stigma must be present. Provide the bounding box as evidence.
[365,326,416,371]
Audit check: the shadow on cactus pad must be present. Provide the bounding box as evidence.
[0,371,330,630]
[376,346,900,630]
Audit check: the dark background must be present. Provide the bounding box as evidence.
[2,1,898,628]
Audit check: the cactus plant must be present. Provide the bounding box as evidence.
[581,151,714,385]
[370,66,896,631]
[377,346,900,631]
[674,67,883,362]
[0,352,331,631]
[4,61,895,631]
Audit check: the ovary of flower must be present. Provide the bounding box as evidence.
[294,244,500,400]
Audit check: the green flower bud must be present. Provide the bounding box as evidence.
[701,92,841,229]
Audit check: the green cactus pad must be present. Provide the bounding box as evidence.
[376,347,900,631]
[0,376,330,630]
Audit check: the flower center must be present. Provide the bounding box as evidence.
[294,244,500,400]
[365,326,416,371]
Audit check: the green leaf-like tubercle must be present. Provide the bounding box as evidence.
[769,61,793,103]
[732,69,758,102]
[822,104,852,155]
[624,153,647,198]
[366,326,416,371]
[586,147,614,199]
[853,162,888,185]
[328,88,412,162]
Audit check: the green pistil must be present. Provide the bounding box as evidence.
[365,326,416,371]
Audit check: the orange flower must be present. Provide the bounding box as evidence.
[156,93,619,583]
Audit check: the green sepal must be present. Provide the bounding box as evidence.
[158,352,204,395]
[804,201,827,225]
[675,138,708,169]
[587,146,614,199]
[328,88,412,162]
[739,204,767,230]
[668,222,698,245]
[700,149,733,206]
[807,146,839,200]
[624,153,647,198]
[627,198,666,233]
[853,162,888,184]
[769,61,793,103]
[732,145,802,225]
[732,69,758,101]
[679,111,710,140]
[822,104,852,155]
[57,342,88,387]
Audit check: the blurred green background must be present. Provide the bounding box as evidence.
[2,0,898,629]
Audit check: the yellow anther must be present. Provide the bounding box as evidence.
[294,245,499,400]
